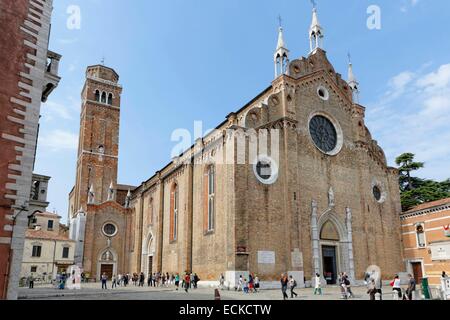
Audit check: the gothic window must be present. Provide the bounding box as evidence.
[108,93,113,105]
[309,115,337,153]
[95,90,100,102]
[148,198,153,225]
[204,165,215,232]
[416,224,426,248]
[101,92,106,103]
[170,183,179,241]
[102,223,117,237]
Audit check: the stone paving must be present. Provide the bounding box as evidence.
[17,283,418,300]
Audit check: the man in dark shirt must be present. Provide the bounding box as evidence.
[406,274,416,300]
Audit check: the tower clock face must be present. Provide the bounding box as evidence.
[309,115,338,153]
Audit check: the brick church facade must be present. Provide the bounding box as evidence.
[69,8,405,287]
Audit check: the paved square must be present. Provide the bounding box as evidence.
[18,283,412,300]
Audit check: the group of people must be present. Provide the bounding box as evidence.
[280,273,298,300]
[100,271,200,292]
[235,273,260,294]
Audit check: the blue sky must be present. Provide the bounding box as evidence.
[35,0,450,221]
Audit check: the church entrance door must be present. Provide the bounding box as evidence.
[100,264,114,280]
[148,256,153,275]
[322,245,337,285]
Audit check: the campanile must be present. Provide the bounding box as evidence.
[70,65,122,217]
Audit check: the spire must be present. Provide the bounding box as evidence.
[274,16,290,78]
[125,189,131,208]
[347,54,360,103]
[88,184,95,205]
[107,181,115,201]
[309,2,324,54]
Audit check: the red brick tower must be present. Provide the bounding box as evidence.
[69,65,122,218]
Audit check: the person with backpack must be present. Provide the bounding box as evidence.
[289,275,298,298]
[344,273,354,298]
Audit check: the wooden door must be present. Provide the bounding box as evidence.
[100,264,113,280]
[411,262,423,284]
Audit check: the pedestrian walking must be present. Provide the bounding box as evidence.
[406,274,416,300]
[184,272,190,293]
[101,273,108,290]
[193,273,199,289]
[112,274,117,288]
[139,272,145,287]
[236,275,243,291]
[280,273,289,300]
[391,275,402,300]
[175,273,180,290]
[339,273,348,299]
[367,279,377,301]
[248,273,254,293]
[219,273,225,290]
[190,273,195,289]
[254,276,260,293]
[27,274,34,289]
[289,275,298,298]
[344,273,354,298]
[313,273,322,295]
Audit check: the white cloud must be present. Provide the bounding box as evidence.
[57,38,78,45]
[401,0,420,12]
[367,63,450,181]
[38,130,78,151]
[41,101,73,121]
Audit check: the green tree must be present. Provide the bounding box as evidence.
[396,153,450,211]
[395,153,424,191]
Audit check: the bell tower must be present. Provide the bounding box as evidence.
[70,65,122,217]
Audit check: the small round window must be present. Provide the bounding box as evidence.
[373,185,381,201]
[103,223,117,237]
[317,86,329,101]
[253,155,279,185]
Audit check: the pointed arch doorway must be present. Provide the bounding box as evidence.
[320,220,341,284]
[142,231,155,276]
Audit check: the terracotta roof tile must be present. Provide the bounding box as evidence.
[26,229,74,242]
[403,197,450,214]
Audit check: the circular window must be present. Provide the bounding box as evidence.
[373,185,381,201]
[317,86,329,101]
[102,223,117,237]
[253,155,279,185]
[371,180,387,203]
[309,115,338,153]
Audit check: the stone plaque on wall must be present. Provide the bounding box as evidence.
[258,251,275,264]
[430,242,450,260]
[291,249,303,268]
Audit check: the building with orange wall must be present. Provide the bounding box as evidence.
[401,198,450,287]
